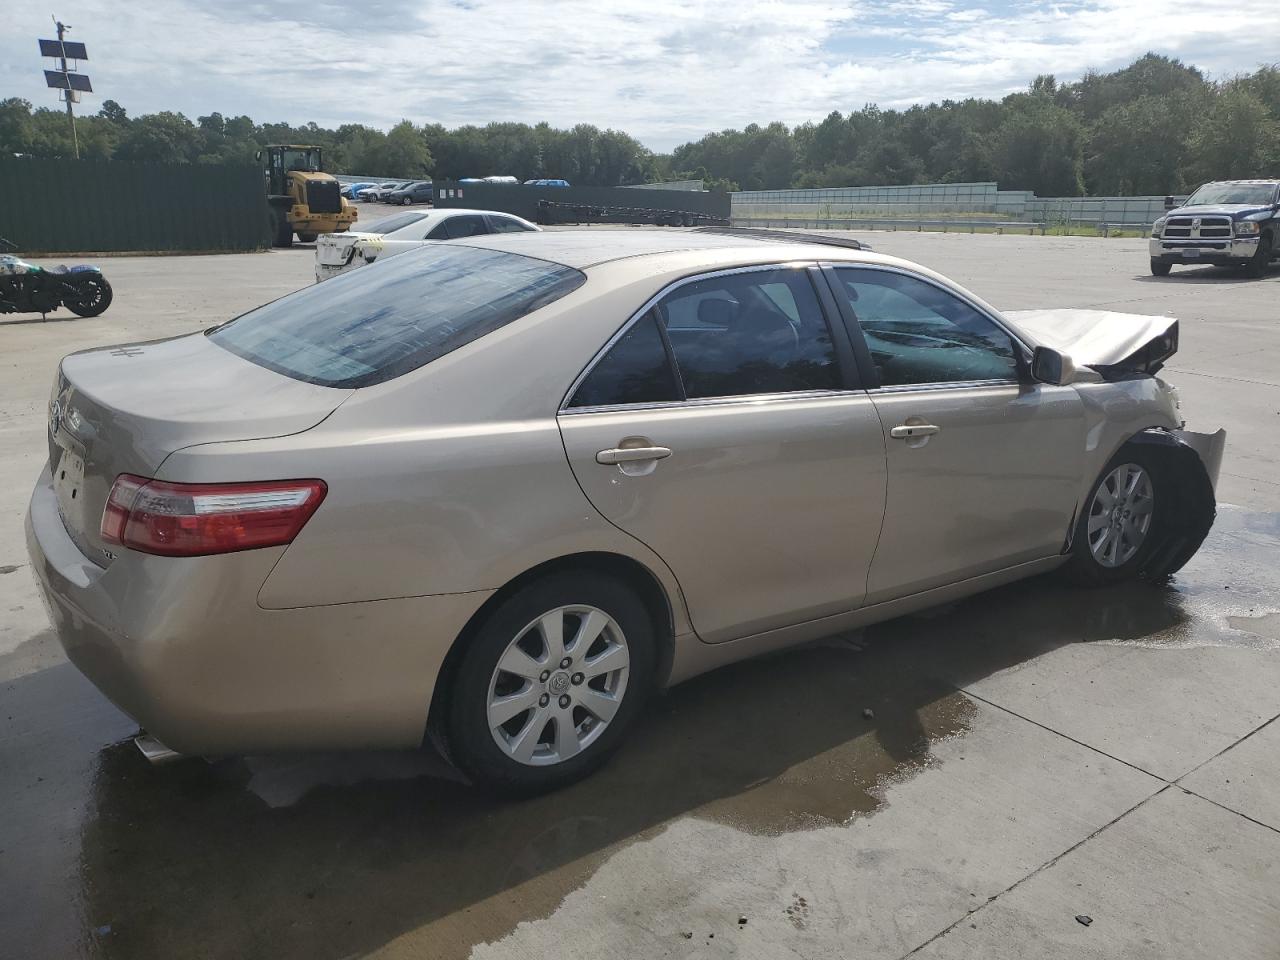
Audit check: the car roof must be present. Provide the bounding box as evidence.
[1202,179,1279,185]
[444,228,878,270]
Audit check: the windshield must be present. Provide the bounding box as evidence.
[281,148,320,172]
[353,211,428,235]
[208,245,586,388]
[1185,183,1277,206]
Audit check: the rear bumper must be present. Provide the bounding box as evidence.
[25,465,492,755]
[1149,235,1259,263]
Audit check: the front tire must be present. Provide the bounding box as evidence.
[1245,232,1273,279]
[445,572,657,794]
[65,276,112,317]
[1149,258,1171,276]
[1066,448,1164,586]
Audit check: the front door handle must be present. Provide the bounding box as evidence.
[596,446,672,465]
[889,424,940,440]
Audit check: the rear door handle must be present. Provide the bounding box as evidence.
[596,446,672,465]
[890,424,940,439]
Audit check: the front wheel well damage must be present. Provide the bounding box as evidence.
[1075,428,1216,582]
[422,552,676,753]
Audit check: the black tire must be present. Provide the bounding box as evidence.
[1149,258,1171,277]
[1064,440,1213,586]
[445,571,657,794]
[296,232,317,243]
[65,276,112,318]
[1245,232,1273,279]
[270,209,293,248]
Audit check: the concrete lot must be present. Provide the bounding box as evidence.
[1,230,1279,959]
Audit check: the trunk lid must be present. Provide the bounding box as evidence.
[49,332,351,566]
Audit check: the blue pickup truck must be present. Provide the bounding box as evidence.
[1150,180,1279,278]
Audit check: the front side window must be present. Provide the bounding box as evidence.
[209,245,585,388]
[833,268,1018,387]
[657,268,840,399]
[443,215,488,239]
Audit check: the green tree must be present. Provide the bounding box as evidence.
[1188,83,1280,182]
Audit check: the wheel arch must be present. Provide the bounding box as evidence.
[423,551,677,750]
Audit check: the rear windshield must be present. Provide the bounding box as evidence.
[355,211,427,235]
[208,245,586,388]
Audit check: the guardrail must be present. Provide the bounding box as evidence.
[731,216,1154,237]
[731,216,1045,234]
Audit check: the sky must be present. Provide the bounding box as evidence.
[3,0,1277,151]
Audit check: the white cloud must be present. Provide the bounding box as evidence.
[1,0,1275,150]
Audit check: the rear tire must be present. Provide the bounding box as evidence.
[65,276,112,317]
[1149,258,1171,277]
[296,232,317,243]
[1245,233,1273,279]
[445,572,657,794]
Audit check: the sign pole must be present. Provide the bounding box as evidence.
[55,18,80,159]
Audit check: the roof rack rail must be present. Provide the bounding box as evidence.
[691,225,870,251]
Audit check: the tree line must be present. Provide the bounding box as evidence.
[2,53,1278,196]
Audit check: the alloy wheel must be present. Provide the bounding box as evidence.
[486,605,630,766]
[1087,462,1154,568]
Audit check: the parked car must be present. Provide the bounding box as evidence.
[524,179,571,187]
[27,229,1223,793]
[383,181,434,205]
[342,182,377,200]
[357,181,407,202]
[1150,179,1279,277]
[314,208,539,281]
[482,176,519,184]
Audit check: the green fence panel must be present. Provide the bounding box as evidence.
[0,157,269,253]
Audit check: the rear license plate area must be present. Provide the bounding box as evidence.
[54,448,85,518]
[1181,249,1200,258]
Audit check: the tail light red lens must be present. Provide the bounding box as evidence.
[101,474,327,557]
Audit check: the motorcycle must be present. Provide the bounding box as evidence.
[0,237,113,318]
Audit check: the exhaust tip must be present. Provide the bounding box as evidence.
[134,733,183,764]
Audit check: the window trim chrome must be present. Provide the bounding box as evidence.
[559,261,828,412]
[562,387,868,417]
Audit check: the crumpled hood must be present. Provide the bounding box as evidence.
[1004,309,1178,371]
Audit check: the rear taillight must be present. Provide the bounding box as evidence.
[101,475,327,557]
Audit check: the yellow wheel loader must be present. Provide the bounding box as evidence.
[260,145,357,248]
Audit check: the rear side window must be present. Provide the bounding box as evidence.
[657,269,840,399]
[568,313,680,408]
[209,245,585,388]
[489,215,536,233]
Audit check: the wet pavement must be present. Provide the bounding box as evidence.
[3,505,1278,959]
[4,233,1280,958]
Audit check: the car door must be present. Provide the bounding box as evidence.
[558,264,887,644]
[825,265,1086,604]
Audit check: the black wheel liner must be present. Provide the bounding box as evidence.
[1122,429,1217,580]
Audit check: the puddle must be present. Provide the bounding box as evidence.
[0,506,1276,960]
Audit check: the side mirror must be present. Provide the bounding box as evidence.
[1031,346,1076,386]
